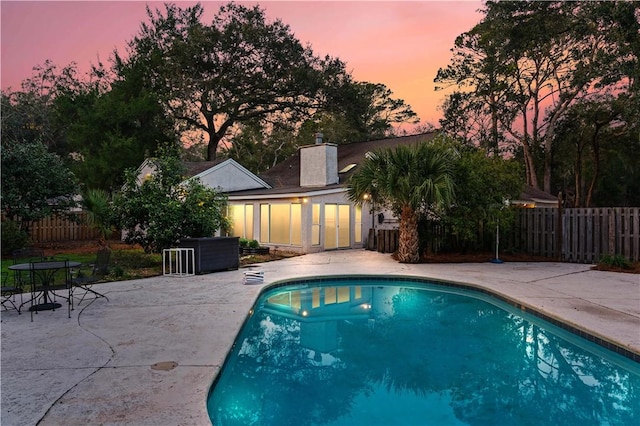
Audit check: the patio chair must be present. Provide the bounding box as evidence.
[1,271,23,313]
[71,247,111,306]
[12,247,44,290]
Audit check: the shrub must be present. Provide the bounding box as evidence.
[248,239,261,249]
[599,254,631,269]
[239,238,249,248]
[1,219,28,255]
[111,147,228,253]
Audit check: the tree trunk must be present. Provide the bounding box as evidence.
[574,145,583,207]
[397,206,420,263]
[522,140,539,189]
[585,124,603,208]
[207,138,218,161]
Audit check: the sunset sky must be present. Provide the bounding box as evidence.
[1,1,484,126]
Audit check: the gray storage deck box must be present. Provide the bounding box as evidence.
[178,237,239,274]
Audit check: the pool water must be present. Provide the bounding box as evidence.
[207,278,640,426]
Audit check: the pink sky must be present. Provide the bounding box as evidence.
[1,1,483,126]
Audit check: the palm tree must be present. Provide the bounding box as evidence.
[348,140,456,263]
[82,188,114,247]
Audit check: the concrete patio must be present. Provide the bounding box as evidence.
[1,249,639,425]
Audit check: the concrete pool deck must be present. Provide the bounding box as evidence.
[1,249,639,425]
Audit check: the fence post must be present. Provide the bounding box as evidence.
[556,193,563,261]
[608,209,615,256]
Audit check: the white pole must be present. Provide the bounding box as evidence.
[491,217,503,264]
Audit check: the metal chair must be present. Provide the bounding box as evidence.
[71,247,111,306]
[1,271,23,313]
[12,247,44,291]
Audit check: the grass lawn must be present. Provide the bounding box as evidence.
[2,249,162,284]
[2,240,301,285]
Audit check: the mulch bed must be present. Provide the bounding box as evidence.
[419,251,638,274]
[421,252,556,264]
[36,240,140,257]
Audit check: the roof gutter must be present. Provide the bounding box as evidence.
[228,187,347,201]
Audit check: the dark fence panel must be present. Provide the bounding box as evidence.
[510,207,639,263]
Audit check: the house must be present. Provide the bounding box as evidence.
[225,132,437,254]
[512,185,559,208]
[136,131,555,254]
[135,157,270,192]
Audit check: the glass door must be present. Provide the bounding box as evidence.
[324,204,350,249]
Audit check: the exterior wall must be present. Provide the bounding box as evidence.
[372,207,400,230]
[195,161,269,192]
[228,191,374,254]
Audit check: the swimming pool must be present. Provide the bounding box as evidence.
[207,277,640,425]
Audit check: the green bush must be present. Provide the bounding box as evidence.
[248,239,261,249]
[239,238,249,248]
[1,220,28,255]
[599,254,631,269]
[111,147,228,253]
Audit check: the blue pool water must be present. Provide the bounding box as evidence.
[207,278,640,426]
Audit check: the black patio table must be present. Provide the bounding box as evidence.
[9,260,81,312]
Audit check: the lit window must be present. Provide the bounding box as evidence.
[339,163,357,173]
[260,203,302,246]
[228,204,254,239]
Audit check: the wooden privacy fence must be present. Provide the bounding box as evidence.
[511,207,640,263]
[26,211,101,243]
[366,229,400,253]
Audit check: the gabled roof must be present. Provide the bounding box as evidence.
[184,160,226,177]
[187,158,270,191]
[136,158,270,193]
[514,185,558,207]
[233,132,437,196]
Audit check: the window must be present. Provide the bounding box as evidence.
[355,205,362,243]
[260,203,302,246]
[312,204,321,245]
[323,287,352,305]
[339,163,357,173]
[228,204,254,239]
[324,287,337,305]
[260,204,269,243]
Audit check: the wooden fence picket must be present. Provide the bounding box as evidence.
[25,212,101,243]
[6,206,639,262]
[511,207,639,263]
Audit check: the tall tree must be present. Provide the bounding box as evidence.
[1,141,80,234]
[117,2,350,161]
[221,119,297,174]
[436,1,639,193]
[1,60,84,155]
[1,60,172,192]
[63,67,177,191]
[348,139,457,263]
[296,81,419,145]
[336,81,419,141]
